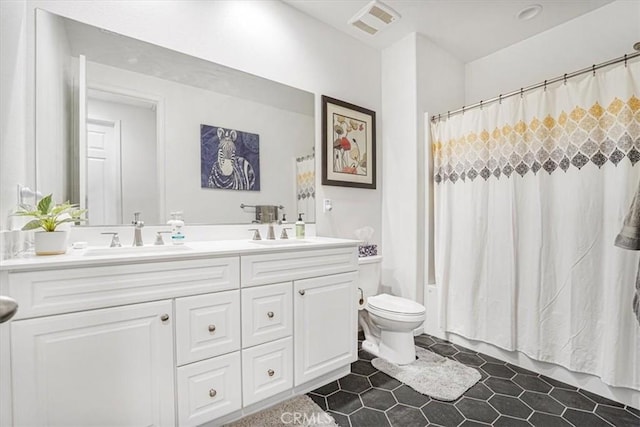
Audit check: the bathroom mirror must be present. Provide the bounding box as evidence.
[35,9,315,226]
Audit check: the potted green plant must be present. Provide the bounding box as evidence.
[14,194,87,255]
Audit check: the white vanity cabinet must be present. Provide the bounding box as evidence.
[241,246,359,391]
[1,239,359,427]
[5,256,240,427]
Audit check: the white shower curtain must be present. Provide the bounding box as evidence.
[431,61,640,389]
[296,153,316,223]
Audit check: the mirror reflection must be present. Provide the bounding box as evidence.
[35,9,316,226]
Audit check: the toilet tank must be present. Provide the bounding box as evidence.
[357,255,382,298]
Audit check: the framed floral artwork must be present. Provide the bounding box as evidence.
[321,95,376,189]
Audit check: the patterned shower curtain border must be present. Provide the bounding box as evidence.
[433,96,640,184]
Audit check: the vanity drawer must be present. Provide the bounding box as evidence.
[241,282,292,348]
[240,247,358,287]
[242,337,293,406]
[176,290,241,365]
[176,351,242,427]
[8,257,240,319]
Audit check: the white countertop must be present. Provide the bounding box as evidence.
[0,237,359,272]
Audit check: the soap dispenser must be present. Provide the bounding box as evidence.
[295,213,305,239]
[168,212,185,245]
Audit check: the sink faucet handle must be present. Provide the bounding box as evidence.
[248,228,262,240]
[154,231,172,246]
[280,227,292,240]
[101,232,122,248]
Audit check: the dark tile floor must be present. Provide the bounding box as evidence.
[308,334,640,427]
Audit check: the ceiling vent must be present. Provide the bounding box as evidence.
[349,0,400,36]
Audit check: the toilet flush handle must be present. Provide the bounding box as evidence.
[298,289,305,296]
[358,288,364,305]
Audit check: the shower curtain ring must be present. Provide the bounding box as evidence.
[499,94,502,104]
[624,54,628,67]
[480,100,483,110]
[563,73,567,85]
[544,80,547,92]
[462,106,465,115]
[592,64,596,76]
[520,88,523,98]
[447,111,450,119]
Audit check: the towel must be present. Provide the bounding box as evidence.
[632,265,640,326]
[615,182,640,325]
[615,185,640,249]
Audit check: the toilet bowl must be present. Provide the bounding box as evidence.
[360,293,426,365]
[357,256,426,365]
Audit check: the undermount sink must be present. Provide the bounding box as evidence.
[249,239,310,245]
[83,245,193,256]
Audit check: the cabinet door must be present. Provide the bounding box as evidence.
[11,300,175,427]
[241,282,292,348]
[176,352,242,427]
[242,337,293,406]
[294,272,358,386]
[175,290,241,365]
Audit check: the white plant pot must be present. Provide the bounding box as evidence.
[34,231,69,255]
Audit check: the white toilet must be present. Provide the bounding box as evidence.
[357,255,426,365]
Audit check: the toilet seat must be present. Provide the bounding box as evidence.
[367,294,425,315]
[367,306,425,323]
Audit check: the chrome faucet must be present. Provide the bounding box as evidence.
[266,213,276,240]
[132,212,144,246]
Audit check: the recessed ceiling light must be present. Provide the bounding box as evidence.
[516,4,543,21]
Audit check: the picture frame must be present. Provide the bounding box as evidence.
[321,95,376,189]
[200,124,260,191]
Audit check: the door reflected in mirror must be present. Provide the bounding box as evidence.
[35,9,315,226]
[86,89,160,225]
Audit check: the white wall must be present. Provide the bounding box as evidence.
[16,0,382,244]
[381,33,465,304]
[381,34,419,301]
[465,0,640,104]
[0,0,32,230]
[34,10,72,204]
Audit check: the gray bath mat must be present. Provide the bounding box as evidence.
[371,346,481,401]
[225,394,338,427]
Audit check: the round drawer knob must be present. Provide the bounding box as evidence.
[268,369,275,377]
[267,311,274,318]
[160,314,169,322]
[208,324,216,333]
[209,389,217,398]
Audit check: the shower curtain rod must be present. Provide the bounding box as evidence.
[431,50,640,123]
